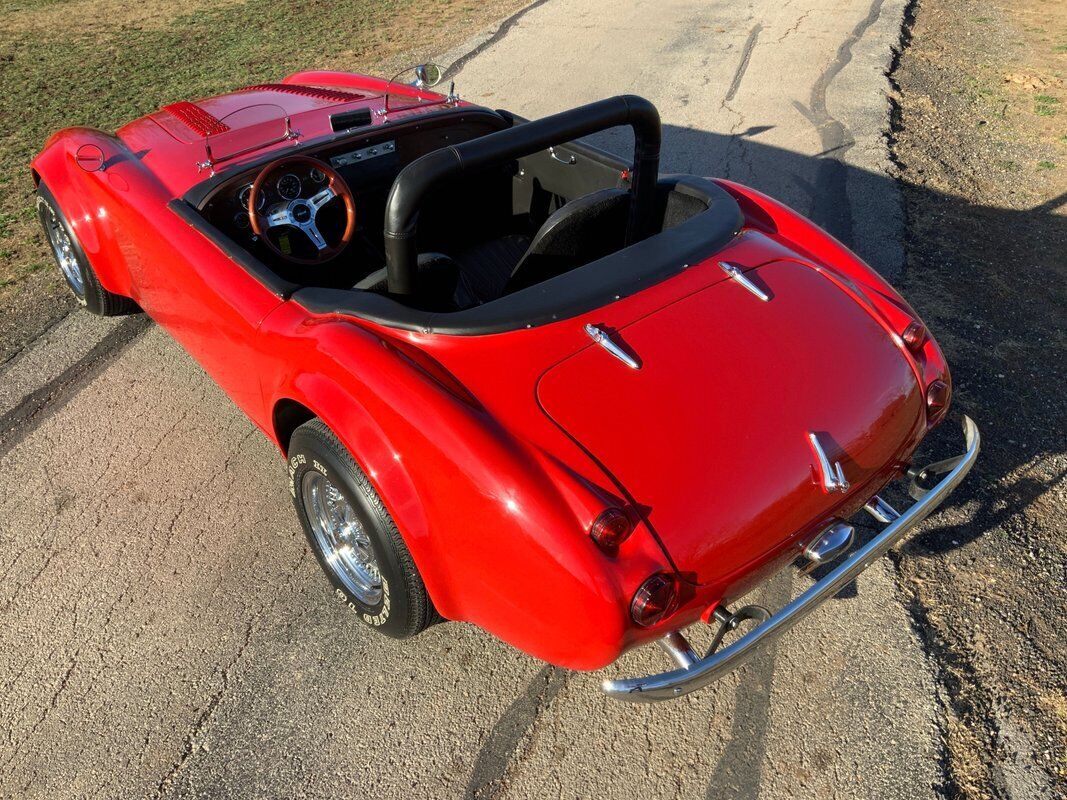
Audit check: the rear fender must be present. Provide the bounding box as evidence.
[716,178,950,398]
[715,178,908,308]
[262,311,670,669]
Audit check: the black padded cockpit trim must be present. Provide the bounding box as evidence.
[291,174,743,335]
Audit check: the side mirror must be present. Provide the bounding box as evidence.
[384,63,449,114]
[413,63,443,88]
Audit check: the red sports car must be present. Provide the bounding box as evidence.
[32,65,978,702]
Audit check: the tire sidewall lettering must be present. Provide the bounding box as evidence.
[287,453,306,497]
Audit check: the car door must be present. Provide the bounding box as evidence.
[91,156,287,424]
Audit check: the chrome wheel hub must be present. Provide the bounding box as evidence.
[301,471,382,605]
[41,204,84,297]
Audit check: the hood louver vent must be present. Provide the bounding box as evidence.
[237,83,367,103]
[162,101,230,138]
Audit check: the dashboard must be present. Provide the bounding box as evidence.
[210,140,400,238]
[200,113,507,266]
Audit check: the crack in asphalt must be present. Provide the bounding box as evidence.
[443,0,554,82]
[717,25,763,182]
[725,24,763,102]
[151,623,255,800]
[465,666,566,799]
[777,9,812,43]
[150,549,310,798]
[0,315,151,462]
[0,649,81,779]
[791,0,888,243]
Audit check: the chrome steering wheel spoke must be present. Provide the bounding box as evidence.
[265,205,293,229]
[298,219,328,251]
[308,186,336,211]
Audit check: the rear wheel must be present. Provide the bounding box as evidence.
[36,183,139,316]
[288,419,436,638]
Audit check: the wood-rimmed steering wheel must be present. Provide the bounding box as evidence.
[249,155,356,264]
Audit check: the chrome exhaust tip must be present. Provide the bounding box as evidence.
[801,520,855,571]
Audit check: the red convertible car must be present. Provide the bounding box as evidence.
[32,66,978,701]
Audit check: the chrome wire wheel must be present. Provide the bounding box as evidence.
[301,470,383,606]
[40,200,85,297]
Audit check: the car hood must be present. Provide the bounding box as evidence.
[113,78,451,198]
[536,259,927,588]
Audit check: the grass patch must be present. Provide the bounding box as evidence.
[1037,160,1056,170]
[0,0,524,297]
[1035,94,1060,116]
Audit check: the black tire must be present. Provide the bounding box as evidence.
[288,419,436,638]
[36,183,140,316]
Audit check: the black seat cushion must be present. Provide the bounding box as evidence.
[452,234,532,307]
[503,188,630,296]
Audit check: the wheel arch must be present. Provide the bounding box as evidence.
[31,128,140,298]
[272,397,317,456]
[267,381,460,616]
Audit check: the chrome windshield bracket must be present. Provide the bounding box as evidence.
[196,115,300,175]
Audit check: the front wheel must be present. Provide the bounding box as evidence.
[36,183,139,316]
[288,419,437,638]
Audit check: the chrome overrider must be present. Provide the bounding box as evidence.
[602,415,980,703]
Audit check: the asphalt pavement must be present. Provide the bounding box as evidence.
[0,1,951,797]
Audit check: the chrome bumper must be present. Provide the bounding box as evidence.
[602,415,980,703]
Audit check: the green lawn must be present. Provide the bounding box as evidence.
[0,0,523,295]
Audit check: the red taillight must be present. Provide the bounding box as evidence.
[590,508,633,550]
[631,573,680,627]
[902,321,928,353]
[926,379,951,424]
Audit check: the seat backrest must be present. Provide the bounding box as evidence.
[503,188,630,295]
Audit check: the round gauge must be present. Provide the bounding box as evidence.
[309,168,326,184]
[237,184,265,212]
[276,173,302,200]
[233,212,250,230]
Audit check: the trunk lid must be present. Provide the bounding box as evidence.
[537,260,926,586]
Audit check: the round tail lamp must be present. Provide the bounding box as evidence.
[590,508,633,550]
[631,573,680,627]
[926,379,951,424]
[901,321,928,353]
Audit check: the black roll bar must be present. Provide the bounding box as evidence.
[383,95,662,295]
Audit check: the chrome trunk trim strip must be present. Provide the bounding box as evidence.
[719,260,770,301]
[584,323,640,369]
